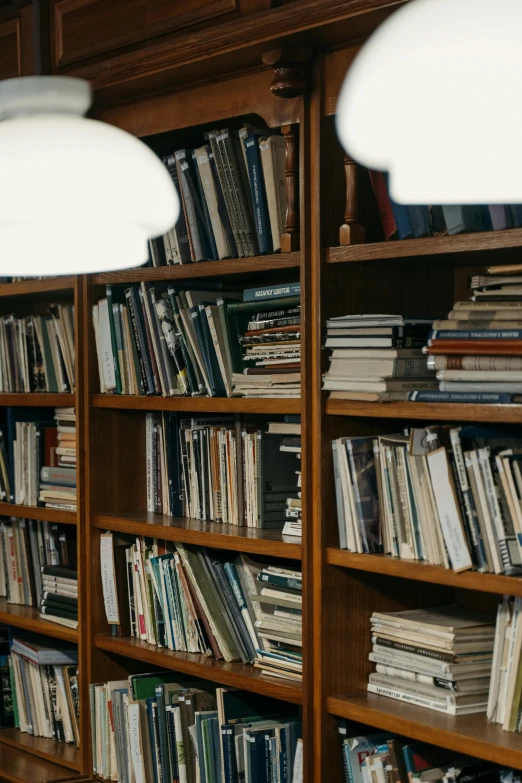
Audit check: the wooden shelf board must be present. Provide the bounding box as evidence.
[0,742,79,783]
[0,599,78,643]
[327,693,522,769]
[96,635,302,704]
[0,729,80,772]
[326,398,522,423]
[0,503,77,525]
[0,394,75,408]
[94,511,302,559]
[327,228,522,265]
[91,252,300,285]
[327,549,522,596]
[0,278,76,298]
[92,395,301,414]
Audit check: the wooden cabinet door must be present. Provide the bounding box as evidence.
[51,0,269,70]
[0,2,41,80]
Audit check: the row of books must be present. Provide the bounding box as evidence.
[3,407,77,510]
[151,127,287,266]
[145,414,300,529]
[91,675,302,783]
[415,262,522,404]
[338,722,517,783]
[370,170,522,240]
[93,282,301,399]
[102,535,302,680]
[0,518,77,627]
[322,314,436,401]
[0,305,75,393]
[7,632,79,745]
[333,424,522,575]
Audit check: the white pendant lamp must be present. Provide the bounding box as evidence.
[336,0,522,205]
[0,76,179,276]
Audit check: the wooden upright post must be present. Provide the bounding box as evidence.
[339,153,365,245]
[281,123,300,252]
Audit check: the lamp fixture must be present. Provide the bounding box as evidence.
[336,0,522,205]
[0,76,179,276]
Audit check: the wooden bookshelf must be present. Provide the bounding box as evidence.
[96,635,302,704]
[92,394,301,414]
[0,278,76,298]
[326,398,522,423]
[0,394,75,407]
[327,694,522,769]
[0,503,77,525]
[0,730,80,772]
[0,743,80,783]
[0,598,78,643]
[94,512,302,559]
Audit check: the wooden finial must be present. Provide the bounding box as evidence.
[280,124,300,252]
[262,46,313,99]
[339,154,365,245]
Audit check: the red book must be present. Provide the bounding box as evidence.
[427,341,522,355]
[369,170,397,241]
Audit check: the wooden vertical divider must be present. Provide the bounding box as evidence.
[281,123,300,252]
[339,154,365,245]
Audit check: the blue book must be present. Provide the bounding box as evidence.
[191,150,219,261]
[509,205,522,227]
[384,173,413,239]
[243,133,273,255]
[221,724,239,783]
[199,304,225,394]
[430,329,522,340]
[442,205,488,234]
[243,282,300,303]
[408,390,515,404]
[407,206,431,238]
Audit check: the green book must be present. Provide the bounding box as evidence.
[130,673,189,701]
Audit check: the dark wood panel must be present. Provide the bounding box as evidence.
[0,743,79,783]
[0,502,77,525]
[0,729,80,772]
[0,598,78,642]
[92,252,300,284]
[0,278,75,298]
[326,398,522,423]
[92,395,301,414]
[96,634,302,704]
[327,549,522,597]
[328,693,522,770]
[0,17,21,78]
[0,393,75,407]
[94,512,302,559]
[52,0,241,68]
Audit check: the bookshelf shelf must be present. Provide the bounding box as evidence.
[0,729,80,772]
[327,693,522,769]
[0,742,79,783]
[0,503,77,525]
[91,252,301,285]
[325,398,522,423]
[0,278,76,298]
[92,394,301,414]
[0,394,76,408]
[94,512,302,559]
[0,599,78,643]
[326,228,522,265]
[95,635,302,704]
[326,549,522,596]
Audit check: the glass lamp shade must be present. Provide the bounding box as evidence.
[336,0,522,205]
[0,76,179,276]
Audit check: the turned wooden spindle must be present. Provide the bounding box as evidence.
[281,123,299,252]
[262,46,313,99]
[339,154,365,245]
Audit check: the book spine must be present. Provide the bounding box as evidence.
[243,134,273,254]
[372,635,454,662]
[367,683,457,714]
[384,173,413,239]
[431,329,522,340]
[191,149,218,260]
[105,287,122,394]
[242,284,300,303]
[175,151,206,262]
[407,205,431,238]
[125,287,152,394]
[162,156,192,264]
[207,144,237,257]
[409,391,514,403]
[208,131,244,257]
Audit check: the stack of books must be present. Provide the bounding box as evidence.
[10,633,79,745]
[414,264,522,404]
[39,408,76,511]
[488,595,522,732]
[40,565,78,630]
[253,564,302,681]
[322,314,436,401]
[102,536,302,680]
[268,419,302,537]
[0,519,76,626]
[145,413,300,527]
[0,305,75,392]
[150,127,287,265]
[333,424,522,575]
[369,172,522,240]
[337,723,509,783]
[90,675,301,783]
[367,605,496,715]
[230,283,301,398]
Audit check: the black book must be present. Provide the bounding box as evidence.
[162,155,192,264]
[192,149,218,261]
[125,286,153,394]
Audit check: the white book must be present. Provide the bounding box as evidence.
[367,682,487,715]
[292,738,304,783]
[259,135,286,253]
[97,299,116,392]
